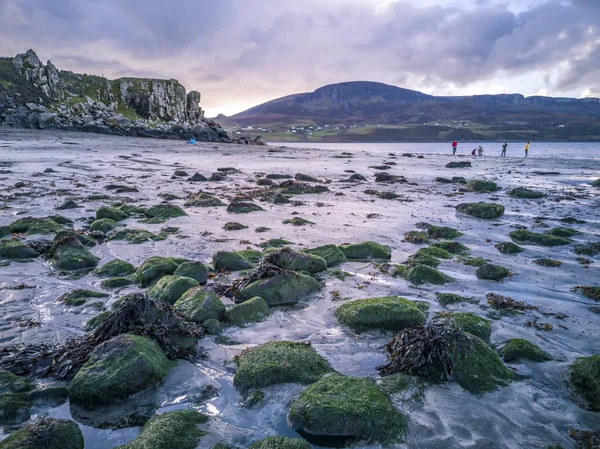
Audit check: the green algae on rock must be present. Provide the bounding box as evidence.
[115,410,208,449]
[101,277,134,290]
[476,263,511,281]
[147,275,199,305]
[50,234,99,271]
[0,393,31,425]
[174,261,209,284]
[96,206,128,222]
[236,272,321,306]
[234,341,332,392]
[534,258,562,268]
[305,244,348,266]
[135,256,181,287]
[495,242,524,254]
[267,247,327,273]
[249,437,310,449]
[0,418,84,449]
[432,241,469,254]
[459,256,487,267]
[591,179,600,187]
[227,201,265,214]
[89,218,119,234]
[260,238,294,249]
[184,191,226,207]
[334,296,426,332]
[573,286,600,301]
[288,373,407,446]
[0,371,33,394]
[283,217,315,226]
[143,203,187,221]
[224,296,270,326]
[58,289,109,307]
[435,293,474,306]
[94,259,136,278]
[174,288,225,322]
[110,228,166,244]
[9,217,64,236]
[500,338,551,362]
[394,263,454,286]
[69,333,172,408]
[510,230,572,246]
[508,187,547,198]
[404,230,429,244]
[0,238,39,260]
[339,241,391,261]
[439,312,492,341]
[545,227,581,238]
[465,180,498,192]
[85,311,111,331]
[213,249,263,272]
[456,202,505,219]
[567,355,600,410]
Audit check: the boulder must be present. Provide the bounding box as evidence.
[213,249,262,272]
[339,241,391,261]
[0,370,33,394]
[545,227,581,238]
[109,228,166,244]
[476,263,510,281]
[9,217,63,235]
[233,341,331,392]
[441,312,491,341]
[436,293,473,306]
[173,261,209,284]
[432,241,470,254]
[96,206,128,222]
[236,272,321,306]
[54,230,96,247]
[500,339,550,362]
[174,288,225,322]
[465,180,498,192]
[187,173,207,182]
[0,238,39,260]
[567,355,600,410]
[69,334,172,408]
[509,230,571,246]
[0,393,31,425]
[305,244,347,266]
[223,296,270,326]
[147,275,199,305]
[94,259,136,278]
[495,242,523,254]
[56,199,79,210]
[49,234,99,271]
[393,264,454,285]
[456,202,505,219]
[115,410,207,449]
[403,231,429,244]
[143,204,187,221]
[59,289,109,307]
[0,418,84,449]
[335,296,426,332]
[89,218,119,233]
[288,374,406,446]
[184,191,226,207]
[445,161,471,168]
[259,238,294,249]
[227,201,264,214]
[249,437,310,449]
[417,223,462,240]
[101,277,134,290]
[267,247,327,273]
[508,187,547,198]
[136,256,182,287]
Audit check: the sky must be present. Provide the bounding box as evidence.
[1,0,599,117]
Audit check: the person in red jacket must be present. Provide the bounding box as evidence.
[452,141,458,156]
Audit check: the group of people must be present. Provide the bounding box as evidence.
[452,141,530,157]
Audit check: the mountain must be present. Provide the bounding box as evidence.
[0,49,230,141]
[228,81,600,142]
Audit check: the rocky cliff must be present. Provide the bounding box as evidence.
[0,50,230,142]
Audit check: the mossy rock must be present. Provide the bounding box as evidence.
[249,437,310,449]
[476,263,510,281]
[85,311,111,331]
[260,238,294,249]
[410,246,453,263]
[184,192,226,207]
[224,296,270,326]
[0,393,31,424]
[465,180,498,192]
[394,264,454,286]
[534,258,562,268]
[283,217,315,226]
[432,241,469,254]
[143,204,187,221]
[0,370,33,394]
[51,237,99,271]
[269,248,327,273]
[115,410,207,449]
[339,241,391,261]
[545,227,581,238]
[509,230,571,246]
[136,256,181,287]
[147,275,199,305]
[501,338,550,362]
[213,249,262,272]
[9,217,64,235]
[406,253,441,267]
[305,245,348,266]
[457,202,505,219]
[288,373,407,446]
[444,312,491,341]
[451,336,515,395]
[236,272,321,306]
[591,179,600,187]
[94,259,135,278]
[0,226,10,238]
[174,261,209,284]
[425,225,462,240]
[55,230,96,247]
[89,218,119,233]
[58,289,109,307]
[255,227,271,233]
[96,206,128,222]
[335,296,426,332]
[28,387,69,407]
[69,333,172,408]
[227,201,264,214]
[174,288,225,322]
[574,286,600,301]
[404,231,429,244]
[101,277,134,290]
[234,341,332,393]
[459,256,487,267]
[202,319,225,335]
[110,228,166,244]
[0,238,39,260]
[495,242,524,254]
[436,293,473,306]
[567,355,600,410]
[508,187,547,198]
[0,418,84,449]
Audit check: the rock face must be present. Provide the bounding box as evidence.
[0,418,84,449]
[0,49,230,142]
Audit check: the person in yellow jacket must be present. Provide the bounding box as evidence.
[524,141,530,157]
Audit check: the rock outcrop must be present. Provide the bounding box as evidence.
[0,49,230,142]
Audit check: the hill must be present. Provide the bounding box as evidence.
[226,81,600,142]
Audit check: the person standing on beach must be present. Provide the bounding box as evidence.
[452,141,458,156]
[478,146,484,156]
[524,141,530,157]
[501,142,507,157]
[471,148,477,156]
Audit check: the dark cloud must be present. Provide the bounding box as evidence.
[0,0,598,114]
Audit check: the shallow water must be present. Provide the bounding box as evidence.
[0,128,599,449]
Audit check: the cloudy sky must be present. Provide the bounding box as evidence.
[1,0,599,116]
